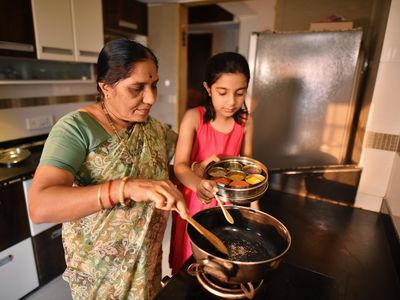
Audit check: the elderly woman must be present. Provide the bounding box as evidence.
[28,39,188,300]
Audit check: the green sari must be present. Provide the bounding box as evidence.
[40,111,177,299]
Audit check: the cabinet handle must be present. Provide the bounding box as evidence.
[0,255,13,268]
[50,228,62,240]
[118,20,138,31]
[42,46,73,55]
[0,41,34,52]
[79,50,98,57]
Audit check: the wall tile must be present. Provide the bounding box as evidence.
[381,0,400,63]
[366,61,400,133]
[358,148,396,196]
[364,131,400,152]
[354,191,383,212]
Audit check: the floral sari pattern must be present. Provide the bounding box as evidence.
[62,117,177,300]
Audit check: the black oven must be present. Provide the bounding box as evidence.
[0,134,66,294]
[0,180,30,252]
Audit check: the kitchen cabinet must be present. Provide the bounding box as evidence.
[103,0,147,42]
[32,225,66,285]
[31,0,103,63]
[0,0,36,58]
[0,148,65,297]
[0,238,39,300]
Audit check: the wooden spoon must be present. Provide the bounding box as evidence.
[173,207,228,255]
[214,193,234,224]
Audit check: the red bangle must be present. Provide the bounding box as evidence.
[108,180,115,207]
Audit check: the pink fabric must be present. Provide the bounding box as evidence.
[169,106,244,274]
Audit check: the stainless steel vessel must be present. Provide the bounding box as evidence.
[187,206,291,284]
[204,156,269,204]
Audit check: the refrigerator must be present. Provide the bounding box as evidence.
[247,30,364,204]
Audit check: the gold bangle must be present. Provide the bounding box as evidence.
[191,161,198,171]
[97,184,104,210]
[119,176,129,206]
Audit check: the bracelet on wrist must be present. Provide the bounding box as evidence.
[107,180,115,207]
[119,176,129,206]
[97,184,104,210]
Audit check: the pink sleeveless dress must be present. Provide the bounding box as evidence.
[169,106,245,274]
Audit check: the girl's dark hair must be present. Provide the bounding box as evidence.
[203,52,250,124]
[96,38,159,100]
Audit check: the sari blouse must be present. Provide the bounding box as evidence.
[39,111,177,300]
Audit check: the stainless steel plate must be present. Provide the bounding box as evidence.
[0,147,31,165]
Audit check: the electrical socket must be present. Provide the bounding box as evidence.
[25,115,54,130]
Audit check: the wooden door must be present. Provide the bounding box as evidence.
[187,33,212,109]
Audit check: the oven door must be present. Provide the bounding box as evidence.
[0,180,30,251]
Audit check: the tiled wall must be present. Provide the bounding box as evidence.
[355,0,400,214]
[364,132,400,152]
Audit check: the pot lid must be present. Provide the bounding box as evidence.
[0,147,31,165]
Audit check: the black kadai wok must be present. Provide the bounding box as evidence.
[187,206,291,284]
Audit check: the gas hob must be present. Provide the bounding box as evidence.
[154,257,337,300]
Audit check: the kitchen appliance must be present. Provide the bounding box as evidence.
[247,30,364,204]
[0,135,66,289]
[186,206,291,299]
[0,147,31,166]
[155,257,336,300]
[0,159,40,299]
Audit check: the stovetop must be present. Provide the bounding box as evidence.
[154,257,337,300]
[0,135,46,185]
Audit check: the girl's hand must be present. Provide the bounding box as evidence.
[192,154,221,177]
[199,154,220,170]
[124,178,188,219]
[195,179,218,204]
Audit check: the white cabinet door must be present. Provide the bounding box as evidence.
[0,238,39,300]
[72,0,104,63]
[31,0,75,61]
[32,0,104,62]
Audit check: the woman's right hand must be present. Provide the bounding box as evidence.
[123,178,188,219]
[195,179,218,204]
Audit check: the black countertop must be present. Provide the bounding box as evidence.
[156,190,400,300]
[0,145,42,185]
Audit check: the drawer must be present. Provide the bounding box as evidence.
[0,238,39,300]
[32,224,66,285]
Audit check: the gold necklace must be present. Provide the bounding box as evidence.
[100,101,135,163]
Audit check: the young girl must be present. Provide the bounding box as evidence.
[169,52,257,274]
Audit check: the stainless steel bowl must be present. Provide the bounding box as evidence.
[204,156,269,204]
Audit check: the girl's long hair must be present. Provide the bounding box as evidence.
[203,52,250,124]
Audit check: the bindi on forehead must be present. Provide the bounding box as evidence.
[149,74,152,79]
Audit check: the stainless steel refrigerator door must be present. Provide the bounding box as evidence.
[248,30,363,170]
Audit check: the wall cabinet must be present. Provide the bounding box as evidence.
[103,0,147,43]
[0,0,36,58]
[31,0,104,63]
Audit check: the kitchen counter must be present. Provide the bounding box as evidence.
[0,142,44,185]
[156,190,400,299]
